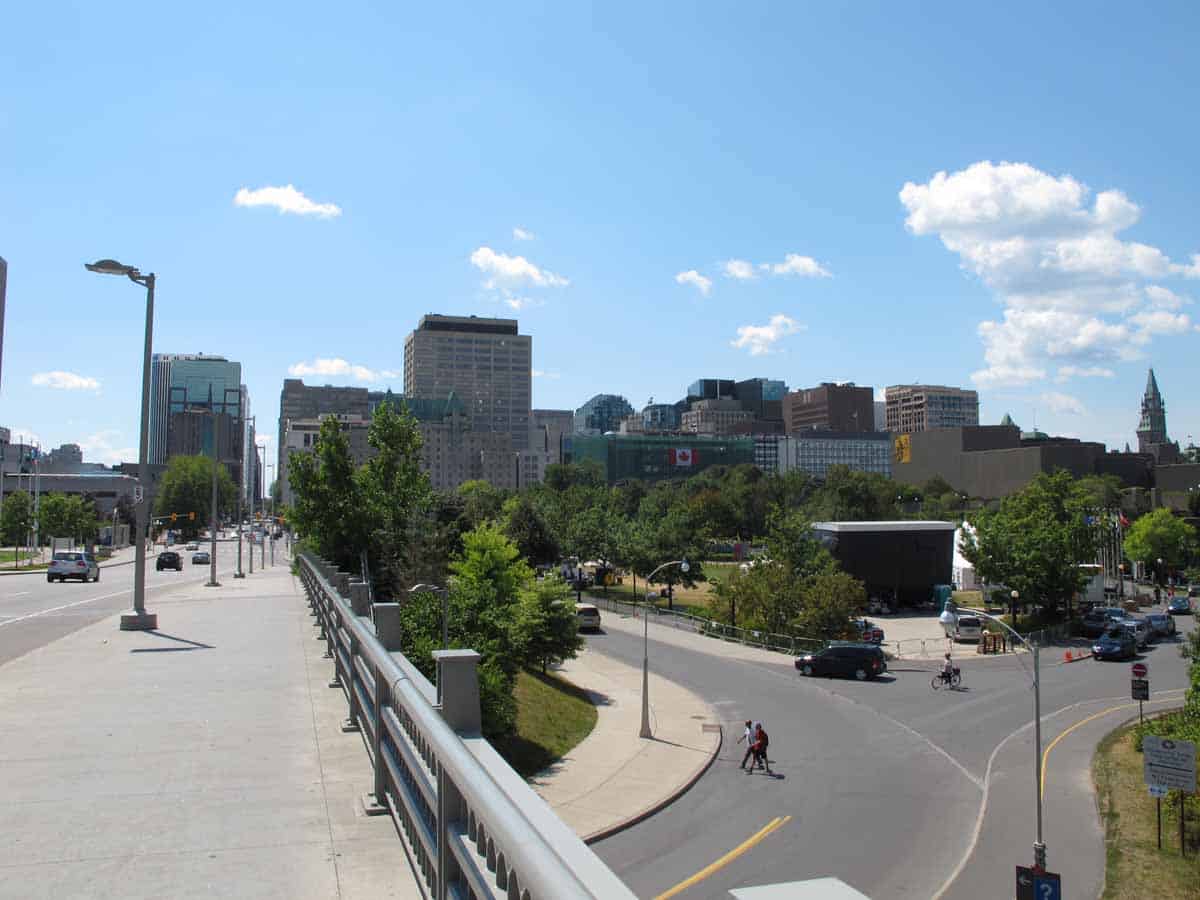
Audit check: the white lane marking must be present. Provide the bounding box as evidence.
[929,689,1188,900]
[0,589,132,628]
[6,591,31,597]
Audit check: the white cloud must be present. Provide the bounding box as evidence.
[766,253,831,278]
[675,269,712,296]
[902,161,1197,386]
[730,314,804,356]
[287,358,398,383]
[78,430,137,466]
[233,184,342,218]
[723,259,758,280]
[1055,365,1115,382]
[470,246,568,289]
[512,226,535,241]
[32,371,100,391]
[531,369,560,379]
[1040,391,1087,416]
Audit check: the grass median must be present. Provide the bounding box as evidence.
[1093,723,1199,898]
[494,669,599,779]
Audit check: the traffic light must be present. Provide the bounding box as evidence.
[189,512,196,521]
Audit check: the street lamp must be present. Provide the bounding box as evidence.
[1118,563,1125,600]
[86,259,156,631]
[256,442,267,567]
[1156,557,1164,602]
[234,415,252,579]
[962,604,1047,872]
[639,558,689,739]
[1010,588,1020,626]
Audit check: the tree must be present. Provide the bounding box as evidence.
[1,491,33,549]
[804,466,898,521]
[501,494,559,565]
[1076,474,1123,509]
[792,571,865,641]
[37,494,99,544]
[154,455,237,539]
[1124,509,1197,575]
[457,480,507,531]
[960,471,1099,617]
[288,417,370,572]
[451,522,533,603]
[512,575,583,674]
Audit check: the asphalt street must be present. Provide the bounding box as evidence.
[587,609,1195,900]
[0,538,282,667]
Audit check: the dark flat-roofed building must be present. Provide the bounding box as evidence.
[813,520,955,606]
[783,383,874,434]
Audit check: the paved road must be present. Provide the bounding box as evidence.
[0,538,283,667]
[588,610,1195,899]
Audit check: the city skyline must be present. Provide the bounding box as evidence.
[2,4,1199,462]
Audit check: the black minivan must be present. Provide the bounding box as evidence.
[795,643,887,680]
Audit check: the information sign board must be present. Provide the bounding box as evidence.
[1143,736,1196,793]
[1131,679,1150,701]
[1016,866,1061,900]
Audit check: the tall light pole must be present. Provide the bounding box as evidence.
[205,413,221,588]
[964,602,1046,872]
[639,558,689,738]
[86,259,157,631]
[256,441,266,568]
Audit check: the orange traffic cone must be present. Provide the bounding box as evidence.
[1064,650,1073,662]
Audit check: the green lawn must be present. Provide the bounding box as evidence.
[493,669,599,778]
[0,549,37,564]
[1093,723,1199,898]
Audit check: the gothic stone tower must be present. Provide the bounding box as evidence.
[1136,368,1169,454]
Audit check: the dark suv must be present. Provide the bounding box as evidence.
[1081,607,1127,638]
[795,643,887,681]
[156,551,183,571]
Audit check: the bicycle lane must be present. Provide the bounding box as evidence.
[937,690,1187,900]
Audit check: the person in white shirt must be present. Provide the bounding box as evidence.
[737,720,761,769]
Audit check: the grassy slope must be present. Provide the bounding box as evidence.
[1093,724,1199,898]
[494,669,599,779]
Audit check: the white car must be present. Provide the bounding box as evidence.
[951,615,983,642]
[575,603,601,632]
[1119,618,1151,649]
[185,542,199,551]
[47,551,100,583]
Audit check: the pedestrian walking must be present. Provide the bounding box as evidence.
[737,720,760,769]
[751,724,772,774]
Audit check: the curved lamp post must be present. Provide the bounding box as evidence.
[639,558,689,738]
[964,601,1047,873]
[409,583,450,651]
[85,259,156,631]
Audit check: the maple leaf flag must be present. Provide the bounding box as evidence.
[669,448,695,467]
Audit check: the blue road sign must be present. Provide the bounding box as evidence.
[1016,866,1061,900]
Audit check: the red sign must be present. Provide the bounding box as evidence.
[1132,662,1148,678]
[668,448,696,467]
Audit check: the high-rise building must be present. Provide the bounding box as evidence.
[277,379,379,504]
[733,378,787,421]
[642,403,681,432]
[687,378,737,401]
[149,353,246,483]
[680,399,754,435]
[531,409,574,461]
[783,383,874,433]
[403,314,531,452]
[885,384,979,435]
[574,394,634,434]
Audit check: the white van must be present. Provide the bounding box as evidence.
[952,615,983,642]
[575,603,601,632]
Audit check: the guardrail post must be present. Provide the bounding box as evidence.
[349,581,371,616]
[361,661,390,817]
[433,649,481,735]
[437,761,465,900]
[373,603,403,652]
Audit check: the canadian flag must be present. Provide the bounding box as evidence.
[669,448,696,467]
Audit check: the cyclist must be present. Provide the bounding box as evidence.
[940,653,956,685]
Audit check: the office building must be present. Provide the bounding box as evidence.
[687,378,737,401]
[783,383,874,433]
[566,433,754,484]
[680,399,754,435]
[885,384,979,435]
[148,354,246,485]
[733,378,787,421]
[574,394,634,434]
[281,414,374,507]
[403,314,531,452]
[531,409,574,463]
[403,395,516,492]
[778,431,892,480]
[642,403,681,432]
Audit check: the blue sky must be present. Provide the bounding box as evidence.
[3,2,1199,466]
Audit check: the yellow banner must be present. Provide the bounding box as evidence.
[893,434,911,464]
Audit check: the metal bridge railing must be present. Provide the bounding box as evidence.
[298,551,636,900]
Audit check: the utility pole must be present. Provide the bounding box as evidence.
[0,256,7,400]
[206,415,220,587]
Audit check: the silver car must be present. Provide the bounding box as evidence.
[1145,613,1175,638]
[47,551,100,583]
[1119,617,1151,649]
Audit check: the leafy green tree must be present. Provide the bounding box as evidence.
[512,575,583,674]
[288,417,370,572]
[792,571,865,641]
[804,466,898,521]
[457,480,507,531]
[1124,509,1197,575]
[451,522,533,602]
[1076,474,1123,509]
[154,455,237,539]
[710,560,796,633]
[1,491,33,548]
[501,494,559,565]
[37,494,99,544]
[960,471,1099,616]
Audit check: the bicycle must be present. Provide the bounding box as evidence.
[931,668,962,691]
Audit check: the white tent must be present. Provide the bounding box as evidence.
[952,521,978,590]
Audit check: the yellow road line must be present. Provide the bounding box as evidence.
[1040,691,1186,797]
[655,815,793,900]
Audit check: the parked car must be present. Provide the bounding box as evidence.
[191,551,211,565]
[1081,607,1128,638]
[795,643,887,680]
[1118,617,1151,649]
[1167,595,1193,615]
[47,551,100,583]
[1092,626,1137,661]
[157,551,183,571]
[1145,612,1176,638]
[852,619,885,643]
[574,603,601,632]
[951,615,983,642]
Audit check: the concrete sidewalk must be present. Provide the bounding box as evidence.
[531,643,721,842]
[0,560,420,899]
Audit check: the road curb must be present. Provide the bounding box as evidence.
[583,719,723,845]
